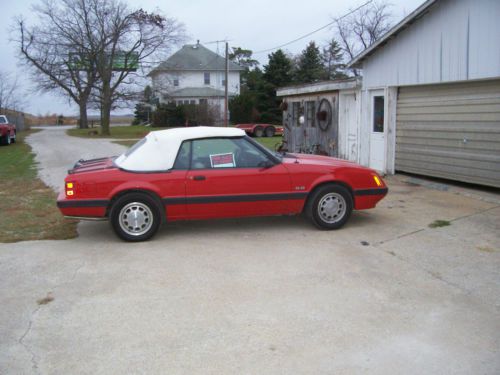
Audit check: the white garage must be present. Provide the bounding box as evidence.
[348,0,500,188]
[396,80,500,188]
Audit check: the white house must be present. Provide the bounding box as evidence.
[148,42,244,124]
[348,0,500,188]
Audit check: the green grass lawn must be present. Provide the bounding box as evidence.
[68,126,283,151]
[113,135,283,151]
[67,125,151,139]
[0,131,78,243]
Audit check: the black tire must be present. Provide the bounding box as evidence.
[306,184,353,230]
[4,133,11,145]
[110,193,162,242]
[264,126,275,137]
[253,126,264,137]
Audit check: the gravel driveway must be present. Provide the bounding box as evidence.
[0,127,499,375]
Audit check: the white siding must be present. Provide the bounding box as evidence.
[151,71,240,97]
[362,0,500,89]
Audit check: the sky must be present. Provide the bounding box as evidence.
[0,0,423,116]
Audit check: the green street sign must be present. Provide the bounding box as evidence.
[68,51,139,71]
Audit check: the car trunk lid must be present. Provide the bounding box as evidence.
[68,157,117,174]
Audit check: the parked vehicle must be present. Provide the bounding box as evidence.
[0,115,16,146]
[57,127,388,241]
[235,123,283,137]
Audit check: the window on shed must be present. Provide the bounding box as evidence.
[204,72,210,85]
[292,102,300,127]
[306,101,316,127]
[373,96,384,133]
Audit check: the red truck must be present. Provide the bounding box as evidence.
[235,123,283,138]
[0,115,16,145]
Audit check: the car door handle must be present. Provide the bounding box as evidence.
[191,175,206,181]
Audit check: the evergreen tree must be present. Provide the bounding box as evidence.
[133,85,154,124]
[263,49,293,87]
[259,49,294,123]
[294,41,326,83]
[322,39,347,80]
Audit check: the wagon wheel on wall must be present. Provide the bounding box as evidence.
[316,98,332,131]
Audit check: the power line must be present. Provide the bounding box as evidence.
[252,0,373,55]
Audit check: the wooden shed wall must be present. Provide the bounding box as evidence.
[282,93,339,156]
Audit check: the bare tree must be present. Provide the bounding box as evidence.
[86,2,185,135]
[14,0,101,128]
[0,71,24,112]
[14,0,185,134]
[335,1,393,75]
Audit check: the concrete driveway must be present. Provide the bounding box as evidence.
[1,127,499,374]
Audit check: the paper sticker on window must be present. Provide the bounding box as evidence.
[210,153,235,168]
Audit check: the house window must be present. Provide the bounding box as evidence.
[373,96,384,133]
[189,100,196,105]
[199,99,208,105]
[221,78,226,86]
[204,72,210,85]
[306,101,315,127]
[173,77,179,86]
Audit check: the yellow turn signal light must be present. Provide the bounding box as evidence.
[373,175,382,187]
[66,182,74,189]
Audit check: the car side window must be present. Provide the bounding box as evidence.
[173,141,191,170]
[190,137,270,169]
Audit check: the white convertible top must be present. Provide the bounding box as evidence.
[114,126,246,171]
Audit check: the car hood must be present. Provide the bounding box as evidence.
[282,153,366,169]
[68,157,116,174]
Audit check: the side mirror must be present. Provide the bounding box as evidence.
[259,160,275,169]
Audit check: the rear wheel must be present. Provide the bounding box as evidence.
[253,126,264,137]
[110,193,161,241]
[264,126,275,137]
[4,133,11,145]
[306,184,353,230]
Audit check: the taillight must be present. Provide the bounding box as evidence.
[66,182,75,197]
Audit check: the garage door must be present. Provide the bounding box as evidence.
[396,80,500,188]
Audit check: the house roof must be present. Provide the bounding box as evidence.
[114,126,245,172]
[149,44,244,74]
[348,0,438,68]
[168,87,237,98]
[276,77,361,97]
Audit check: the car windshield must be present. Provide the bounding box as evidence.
[0,117,6,124]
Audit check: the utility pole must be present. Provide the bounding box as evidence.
[224,42,229,127]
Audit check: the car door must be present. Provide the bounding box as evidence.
[184,137,293,220]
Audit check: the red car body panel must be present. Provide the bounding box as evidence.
[0,115,16,139]
[57,152,387,221]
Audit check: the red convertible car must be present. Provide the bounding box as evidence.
[57,127,387,241]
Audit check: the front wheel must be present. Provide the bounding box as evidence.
[306,184,353,230]
[110,193,161,241]
[2,133,10,145]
